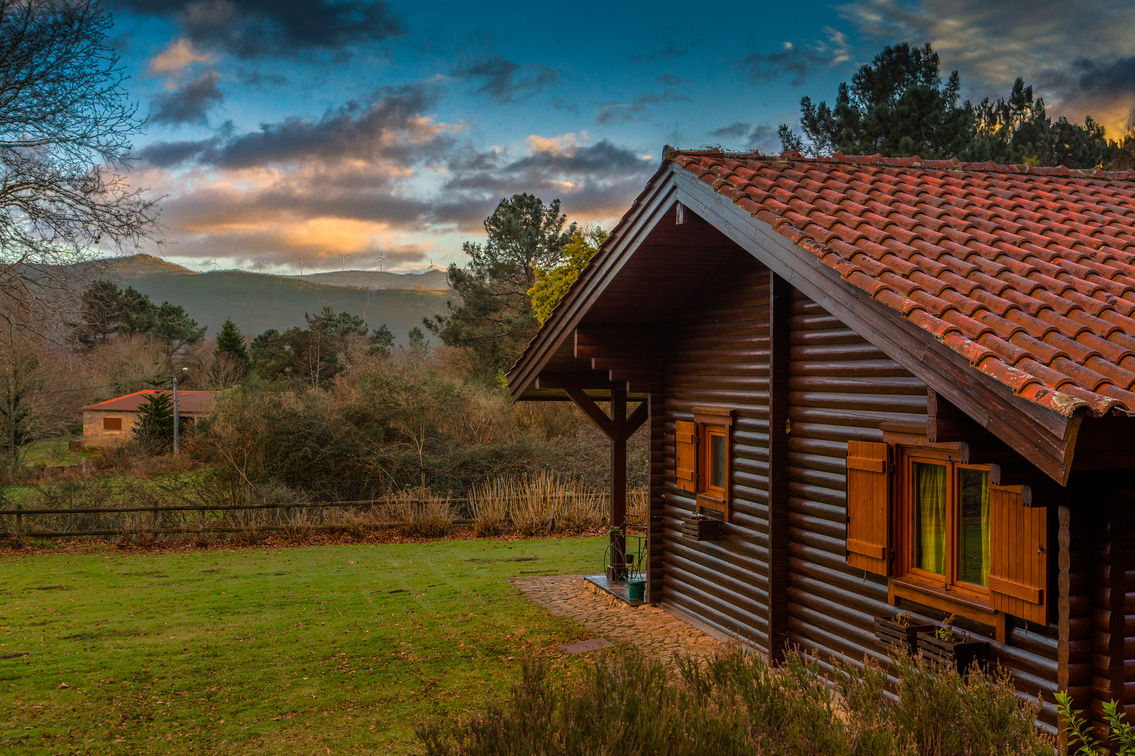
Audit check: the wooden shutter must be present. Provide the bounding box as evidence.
[846,440,891,575]
[988,484,1048,625]
[675,420,696,493]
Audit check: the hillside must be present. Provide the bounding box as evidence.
[290,268,449,291]
[124,269,451,342]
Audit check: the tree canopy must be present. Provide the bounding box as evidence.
[426,193,574,377]
[250,306,393,387]
[779,42,1116,168]
[77,280,205,356]
[528,226,608,325]
[0,0,156,321]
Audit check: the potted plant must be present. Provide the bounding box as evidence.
[626,548,647,602]
[915,614,989,674]
[874,611,934,654]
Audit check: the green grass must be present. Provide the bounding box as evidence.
[19,439,85,467]
[0,536,603,753]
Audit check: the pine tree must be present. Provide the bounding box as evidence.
[426,194,574,377]
[133,392,174,455]
[214,318,250,375]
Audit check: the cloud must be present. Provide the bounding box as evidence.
[150,71,224,125]
[710,122,782,153]
[452,56,559,103]
[140,83,456,168]
[117,0,402,59]
[840,0,1135,134]
[146,37,214,76]
[596,88,692,125]
[737,28,851,86]
[440,138,654,228]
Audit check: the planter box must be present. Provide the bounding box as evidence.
[874,616,935,655]
[916,630,989,674]
[681,514,722,542]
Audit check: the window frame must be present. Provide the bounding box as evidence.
[691,407,734,520]
[102,416,123,432]
[892,442,993,615]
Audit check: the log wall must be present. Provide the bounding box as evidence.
[654,266,1070,728]
[659,257,773,650]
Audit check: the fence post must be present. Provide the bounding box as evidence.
[15,501,22,536]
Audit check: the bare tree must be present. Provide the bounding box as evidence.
[0,0,157,330]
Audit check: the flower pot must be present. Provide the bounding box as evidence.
[627,578,646,602]
[873,616,935,655]
[916,630,989,674]
[680,514,722,542]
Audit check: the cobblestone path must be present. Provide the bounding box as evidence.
[512,575,725,661]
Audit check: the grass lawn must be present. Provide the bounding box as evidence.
[0,536,604,753]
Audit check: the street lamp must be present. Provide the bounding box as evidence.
[171,367,188,455]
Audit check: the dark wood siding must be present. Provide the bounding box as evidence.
[1091,497,1135,724]
[785,289,1061,728]
[660,258,772,650]
[785,291,925,667]
[654,264,1067,727]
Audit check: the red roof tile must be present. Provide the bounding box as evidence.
[670,150,1135,418]
[82,390,219,414]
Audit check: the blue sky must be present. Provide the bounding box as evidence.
[107,0,1135,274]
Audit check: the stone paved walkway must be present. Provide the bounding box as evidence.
[511,575,725,662]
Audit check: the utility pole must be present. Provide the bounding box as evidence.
[171,367,188,455]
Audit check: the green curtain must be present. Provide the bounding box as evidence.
[916,463,947,575]
[980,474,991,585]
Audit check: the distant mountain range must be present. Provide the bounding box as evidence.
[79,254,453,343]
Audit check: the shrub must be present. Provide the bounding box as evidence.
[469,478,511,536]
[418,648,1053,756]
[1056,690,1135,755]
[385,489,454,538]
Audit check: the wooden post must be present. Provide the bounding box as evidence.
[608,381,627,580]
[767,272,791,661]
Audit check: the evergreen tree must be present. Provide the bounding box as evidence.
[779,42,1112,168]
[407,326,428,355]
[369,324,395,356]
[77,280,122,345]
[426,194,574,377]
[782,43,973,159]
[528,226,608,325]
[133,391,174,455]
[0,360,35,481]
[152,302,206,359]
[214,318,250,372]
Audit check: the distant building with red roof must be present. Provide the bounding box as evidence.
[81,390,220,448]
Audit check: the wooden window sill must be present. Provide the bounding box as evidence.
[889,577,1007,642]
[696,493,726,516]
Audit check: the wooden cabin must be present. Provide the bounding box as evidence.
[507,149,1135,733]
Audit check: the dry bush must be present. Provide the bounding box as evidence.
[508,470,562,536]
[470,478,511,536]
[385,488,455,538]
[555,490,606,533]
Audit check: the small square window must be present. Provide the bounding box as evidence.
[103,417,122,432]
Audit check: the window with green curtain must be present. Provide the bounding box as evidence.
[709,433,726,488]
[958,468,990,586]
[913,461,947,575]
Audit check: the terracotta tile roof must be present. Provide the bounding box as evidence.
[82,390,220,414]
[670,149,1135,418]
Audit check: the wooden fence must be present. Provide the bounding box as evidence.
[0,491,645,539]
